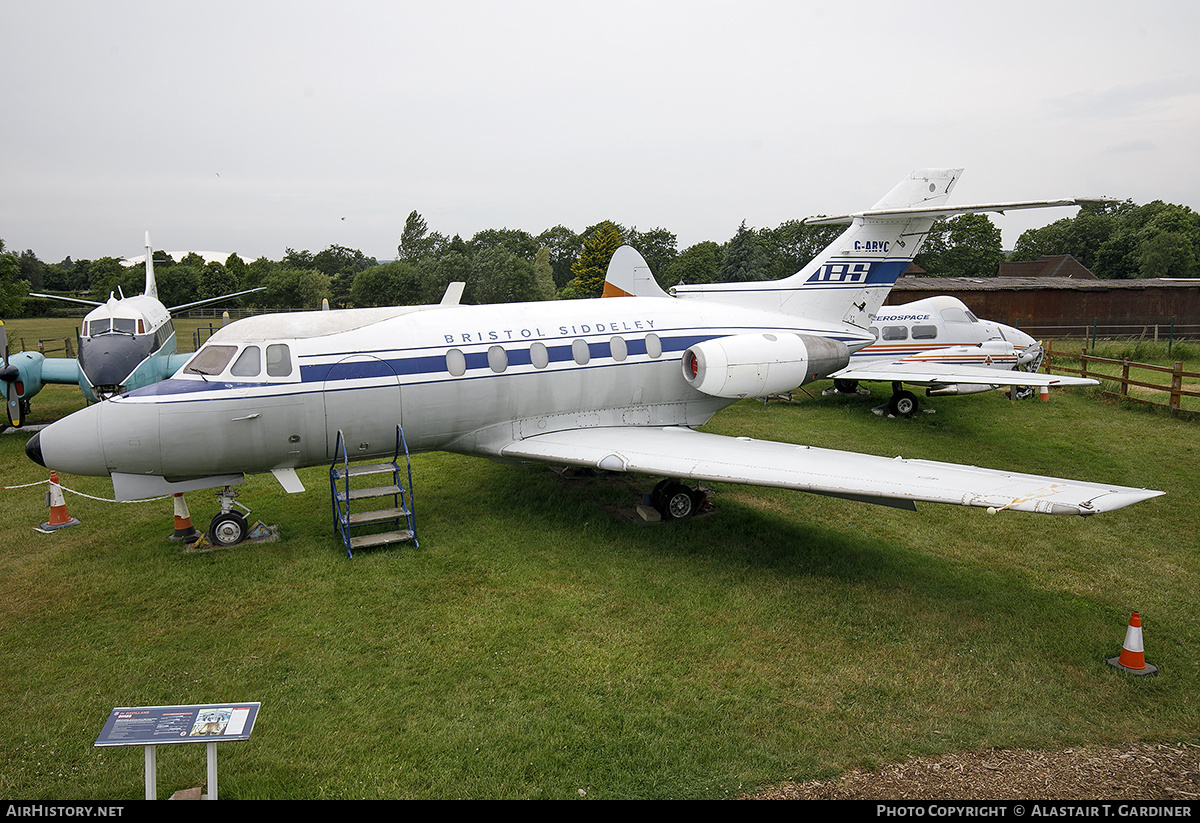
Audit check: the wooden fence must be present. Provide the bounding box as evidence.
[1043,341,1200,413]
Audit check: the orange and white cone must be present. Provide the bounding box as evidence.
[38,471,81,532]
[1039,385,1050,401]
[169,493,200,543]
[1107,612,1158,676]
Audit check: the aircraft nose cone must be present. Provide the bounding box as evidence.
[25,430,45,467]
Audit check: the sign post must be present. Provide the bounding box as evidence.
[94,702,260,800]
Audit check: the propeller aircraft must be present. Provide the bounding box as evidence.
[1,234,262,429]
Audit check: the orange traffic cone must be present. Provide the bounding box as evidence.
[37,471,81,532]
[1039,385,1050,401]
[1107,612,1158,676]
[169,493,200,543]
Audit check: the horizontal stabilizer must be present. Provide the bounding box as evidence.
[806,198,1094,226]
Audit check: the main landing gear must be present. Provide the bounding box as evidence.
[649,478,709,521]
[887,385,920,418]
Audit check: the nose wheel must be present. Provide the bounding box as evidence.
[208,487,252,546]
[209,511,249,546]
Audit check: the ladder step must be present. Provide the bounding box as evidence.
[335,484,403,502]
[331,462,399,480]
[346,506,410,526]
[349,530,414,550]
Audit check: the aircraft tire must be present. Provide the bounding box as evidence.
[888,390,919,418]
[833,379,859,394]
[657,482,697,521]
[209,512,249,546]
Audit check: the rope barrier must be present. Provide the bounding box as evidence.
[1,478,171,504]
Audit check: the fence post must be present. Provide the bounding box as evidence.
[1081,348,1088,381]
[1121,359,1130,398]
[1170,361,1182,411]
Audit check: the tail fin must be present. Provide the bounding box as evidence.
[143,231,158,301]
[669,169,963,328]
[602,245,671,299]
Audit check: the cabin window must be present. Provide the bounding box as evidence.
[609,336,628,362]
[911,325,938,340]
[184,344,237,376]
[881,326,908,341]
[572,338,590,365]
[530,342,549,369]
[488,345,508,373]
[645,333,662,359]
[869,326,879,339]
[266,344,292,377]
[446,348,466,377]
[230,346,262,377]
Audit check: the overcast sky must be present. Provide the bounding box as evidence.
[3,0,1198,265]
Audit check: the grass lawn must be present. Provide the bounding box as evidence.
[0,322,1196,799]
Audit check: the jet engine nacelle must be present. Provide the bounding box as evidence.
[682,333,850,399]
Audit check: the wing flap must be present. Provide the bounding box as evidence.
[497,426,1161,515]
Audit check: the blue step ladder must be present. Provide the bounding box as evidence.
[330,426,417,558]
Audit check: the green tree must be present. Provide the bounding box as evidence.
[663,241,721,286]
[0,240,29,316]
[467,247,543,304]
[532,247,557,301]
[565,221,623,298]
[715,221,764,282]
[916,214,1004,277]
[350,261,423,307]
[398,211,445,262]
[468,228,538,259]
[535,225,582,289]
[200,261,239,302]
[757,220,842,280]
[156,265,201,309]
[626,227,677,281]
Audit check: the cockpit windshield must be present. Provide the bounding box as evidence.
[183,343,293,379]
[85,317,140,336]
[183,345,237,376]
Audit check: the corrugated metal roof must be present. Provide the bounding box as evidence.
[893,276,1200,292]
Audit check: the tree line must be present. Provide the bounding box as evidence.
[3,198,1197,317]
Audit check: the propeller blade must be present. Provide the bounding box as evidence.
[1,321,21,427]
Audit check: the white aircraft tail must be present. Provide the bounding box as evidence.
[604,168,1086,331]
[143,231,159,301]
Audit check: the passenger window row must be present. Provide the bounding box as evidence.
[448,333,663,377]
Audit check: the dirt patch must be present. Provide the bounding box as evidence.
[746,743,1200,800]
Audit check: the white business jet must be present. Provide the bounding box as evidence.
[2,234,261,428]
[602,229,1088,419]
[823,296,1064,416]
[25,170,1162,545]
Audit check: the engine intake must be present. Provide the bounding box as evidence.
[682,333,850,398]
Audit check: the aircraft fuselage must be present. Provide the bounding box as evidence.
[27,295,873,494]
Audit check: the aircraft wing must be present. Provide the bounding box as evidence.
[831,361,1098,389]
[493,426,1161,515]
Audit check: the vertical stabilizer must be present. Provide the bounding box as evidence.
[668,169,962,327]
[143,232,158,301]
[602,245,671,298]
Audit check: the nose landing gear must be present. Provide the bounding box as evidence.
[207,487,252,547]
